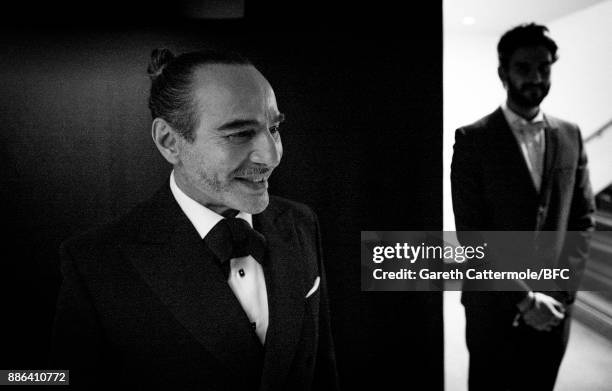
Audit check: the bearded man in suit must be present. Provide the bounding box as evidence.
[52,48,338,390]
[451,23,595,391]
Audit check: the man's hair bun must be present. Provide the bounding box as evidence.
[147,48,175,80]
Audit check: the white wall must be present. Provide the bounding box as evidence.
[547,1,612,193]
[443,32,501,230]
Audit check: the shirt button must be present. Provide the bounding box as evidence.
[251,322,256,330]
[238,269,245,277]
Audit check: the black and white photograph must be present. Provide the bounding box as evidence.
[0,0,610,389]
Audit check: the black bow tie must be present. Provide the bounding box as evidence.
[204,218,267,268]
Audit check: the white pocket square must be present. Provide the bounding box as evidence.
[305,276,320,298]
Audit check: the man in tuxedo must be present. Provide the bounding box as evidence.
[52,48,338,390]
[451,24,595,390]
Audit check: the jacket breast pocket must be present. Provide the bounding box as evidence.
[304,276,321,320]
[552,166,576,191]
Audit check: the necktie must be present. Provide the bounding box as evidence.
[518,121,545,190]
[518,120,544,135]
[204,218,267,272]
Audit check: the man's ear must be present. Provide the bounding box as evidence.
[498,65,508,88]
[151,118,182,165]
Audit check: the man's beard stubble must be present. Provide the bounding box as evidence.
[507,79,550,110]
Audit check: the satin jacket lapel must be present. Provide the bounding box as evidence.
[128,185,263,376]
[538,116,560,222]
[491,108,539,196]
[254,202,306,390]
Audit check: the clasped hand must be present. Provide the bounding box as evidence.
[522,292,565,332]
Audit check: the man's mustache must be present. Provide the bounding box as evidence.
[522,83,545,90]
[232,166,272,177]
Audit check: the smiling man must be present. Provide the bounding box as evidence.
[451,24,595,390]
[52,48,338,390]
[167,61,284,216]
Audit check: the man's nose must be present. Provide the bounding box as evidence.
[250,129,282,167]
[528,68,543,83]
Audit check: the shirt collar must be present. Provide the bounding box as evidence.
[501,102,545,130]
[169,170,252,239]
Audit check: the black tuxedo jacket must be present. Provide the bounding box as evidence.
[51,184,339,390]
[451,107,595,308]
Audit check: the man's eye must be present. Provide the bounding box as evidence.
[227,130,256,142]
[515,64,529,75]
[269,125,281,134]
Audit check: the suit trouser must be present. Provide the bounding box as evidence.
[464,301,571,391]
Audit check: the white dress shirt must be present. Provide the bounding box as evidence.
[169,171,269,344]
[501,103,546,192]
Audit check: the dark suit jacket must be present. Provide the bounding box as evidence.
[51,183,339,391]
[451,107,595,308]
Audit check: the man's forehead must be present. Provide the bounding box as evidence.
[191,63,279,124]
[511,46,553,62]
[192,63,271,94]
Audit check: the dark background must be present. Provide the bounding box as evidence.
[1,1,443,389]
